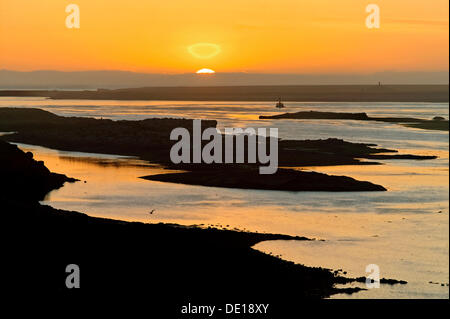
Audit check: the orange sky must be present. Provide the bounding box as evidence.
[0,0,448,73]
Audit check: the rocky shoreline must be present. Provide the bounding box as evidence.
[2,139,408,303]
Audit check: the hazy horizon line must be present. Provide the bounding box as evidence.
[1,69,448,89]
[1,68,449,74]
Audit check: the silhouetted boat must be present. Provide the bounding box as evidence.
[275,97,285,108]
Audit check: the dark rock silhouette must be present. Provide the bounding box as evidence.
[261,111,372,121]
[0,140,77,201]
[2,139,388,303]
[142,167,386,192]
[260,110,449,131]
[2,139,408,310]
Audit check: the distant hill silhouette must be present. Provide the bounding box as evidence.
[0,69,448,89]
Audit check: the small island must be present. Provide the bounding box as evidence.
[259,110,449,131]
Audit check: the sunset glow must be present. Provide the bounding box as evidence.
[0,0,448,73]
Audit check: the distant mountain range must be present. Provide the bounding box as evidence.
[0,70,448,89]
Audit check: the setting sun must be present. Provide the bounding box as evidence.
[196,68,215,74]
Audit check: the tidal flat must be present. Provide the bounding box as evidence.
[1,99,448,299]
[0,107,436,192]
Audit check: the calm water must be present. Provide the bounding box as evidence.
[1,97,448,298]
